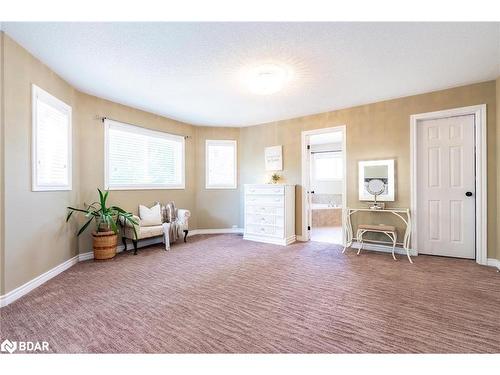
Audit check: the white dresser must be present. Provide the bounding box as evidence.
[243,184,296,246]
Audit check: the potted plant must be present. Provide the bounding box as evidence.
[270,172,281,184]
[66,189,138,260]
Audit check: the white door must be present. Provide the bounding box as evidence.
[417,115,475,258]
[306,139,313,240]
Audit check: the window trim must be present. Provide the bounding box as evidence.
[31,84,72,192]
[205,139,237,190]
[313,151,343,182]
[104,119,185,190]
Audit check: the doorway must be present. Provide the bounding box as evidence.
[301,126,346,244]
[410,105,487,264]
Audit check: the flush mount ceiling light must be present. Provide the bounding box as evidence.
[242,63,293,95]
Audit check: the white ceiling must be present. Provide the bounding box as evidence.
[2,22,499,127]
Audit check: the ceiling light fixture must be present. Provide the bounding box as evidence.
[242,63,292,95]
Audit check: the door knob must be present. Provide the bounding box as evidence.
[465,191,473,197]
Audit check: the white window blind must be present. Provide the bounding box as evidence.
[205,140,237,189]
[105,119,185,190]
[32,85,72,191]
[314,152,343,180]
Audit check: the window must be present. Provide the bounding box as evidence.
[205,140,237,189]
[104,119,185,190]
[314,152,343,180]
[32,85,72,191]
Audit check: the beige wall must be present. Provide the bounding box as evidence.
[76,96,244,250]
[240,81,498,258]
[1,32,5,294]
[497,77,500,260]
[194,126,241,229]
[2,34,80,293]
[75,92,198,253]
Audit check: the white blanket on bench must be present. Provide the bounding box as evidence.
[162,222,171,251]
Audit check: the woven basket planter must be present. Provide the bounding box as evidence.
[92,231,118,260]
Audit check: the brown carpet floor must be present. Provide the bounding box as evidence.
[1,234,499,353]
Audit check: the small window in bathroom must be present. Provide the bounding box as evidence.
[314,152,343,181]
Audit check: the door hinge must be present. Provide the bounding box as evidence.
[307,145,310,150]
[307,226,311,231]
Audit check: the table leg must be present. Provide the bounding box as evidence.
[405,247,413,264]
[390,233,397,261]
[356,229,364,255]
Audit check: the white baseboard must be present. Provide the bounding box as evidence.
[189,227,243,235]
[0,254,79,308]
[348,241,418,257]
[78,251,94,261]
[487,258,500,270]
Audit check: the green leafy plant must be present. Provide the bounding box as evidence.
[271,172,281,184]
[66,189,138,238]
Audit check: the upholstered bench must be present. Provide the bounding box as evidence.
[356,224,397,260]
[120,202,190,255]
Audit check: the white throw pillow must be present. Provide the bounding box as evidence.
[139,204,162,227]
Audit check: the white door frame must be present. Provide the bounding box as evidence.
[410,105,487,265]
[300,125,347,244]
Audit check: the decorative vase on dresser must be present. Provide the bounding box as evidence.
[243,184,296,246]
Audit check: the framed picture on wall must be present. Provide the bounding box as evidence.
[265,145,283,171]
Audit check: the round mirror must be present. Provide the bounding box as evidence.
[366,178,385,196]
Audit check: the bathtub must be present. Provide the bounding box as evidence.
[311,204,342,226]
[311,203,342,210]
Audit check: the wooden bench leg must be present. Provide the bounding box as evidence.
[132,240,138,255]
[183,229,188,242]
[122,237,127,252]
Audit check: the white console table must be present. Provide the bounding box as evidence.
[343,207,413,263]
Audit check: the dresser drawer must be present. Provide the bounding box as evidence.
[246,224,284,238]
[245,195,284,205]
[246,205,284,216]
[246,213,284,226]
[245,186,284,195]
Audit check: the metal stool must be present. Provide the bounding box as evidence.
[356,224,397,261]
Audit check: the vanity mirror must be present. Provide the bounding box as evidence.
[358,159,395,203]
